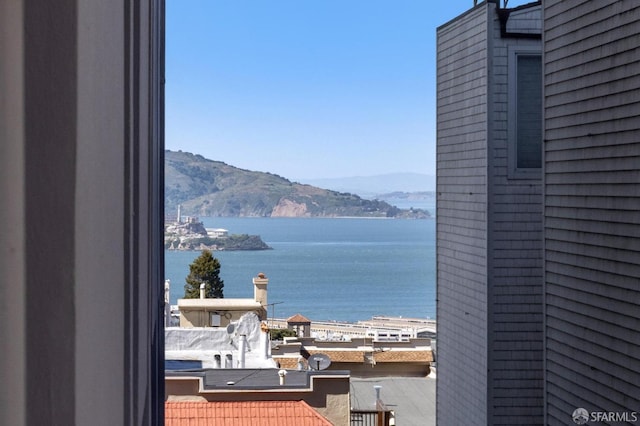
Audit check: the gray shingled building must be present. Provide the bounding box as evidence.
[542,1,640,424]
[436,1,640,425]
[436,1,544,424]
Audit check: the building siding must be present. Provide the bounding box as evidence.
[437,2,545,425]
[436,5,490,425]
[506,5,543,34]
[543,1,640,425]
[487,4,544,425]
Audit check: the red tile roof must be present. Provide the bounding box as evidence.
[286,313,311,323]
[165,400,332,426]
[275,349,433,366]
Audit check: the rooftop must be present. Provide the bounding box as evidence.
[166,368,349,391]
[276,349,433,369]
[286,313,311,323]
[177,298,263,309]
[350,376,436,426]
[165,400,332,426]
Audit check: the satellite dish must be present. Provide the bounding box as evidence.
[308,353,332,371]
[226,323,235,334]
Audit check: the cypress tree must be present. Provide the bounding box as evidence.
[184,250,224,298]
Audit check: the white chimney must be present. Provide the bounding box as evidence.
[278,369,287,386]
[199,283,205,299]
[237,335,247,369]
[260,324,270,360]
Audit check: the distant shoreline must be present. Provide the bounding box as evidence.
[190,215,433,220]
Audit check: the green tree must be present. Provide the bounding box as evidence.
[184,250,224,299]
[270,328,297,340]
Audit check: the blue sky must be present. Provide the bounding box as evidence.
[166,0,531,180]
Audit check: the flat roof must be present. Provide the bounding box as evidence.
[178,298,263,309]
[350,376,436,426]
[166,368,350,391]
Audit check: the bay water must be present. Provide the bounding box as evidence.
[165,215,435,323]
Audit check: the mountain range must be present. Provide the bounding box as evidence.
[165,150,430,219]
[300,173,435,198]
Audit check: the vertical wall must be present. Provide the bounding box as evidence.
[0,2,26,425]
[24,2,79,424]
[543,0,640,424]
[0,1,164,425]
[486,5,544,425]
[436,5,490,425]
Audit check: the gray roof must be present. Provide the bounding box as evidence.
[166,368,349,390]
[350,376,435,426]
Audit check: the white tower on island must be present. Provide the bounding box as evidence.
[177,204,182,224]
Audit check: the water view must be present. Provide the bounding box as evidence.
[165,216,435,323]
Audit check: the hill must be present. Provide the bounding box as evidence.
[165,150,429,219]
[300,173,436,197]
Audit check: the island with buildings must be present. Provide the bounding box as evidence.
[164,205,271,251]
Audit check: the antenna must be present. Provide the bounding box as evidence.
[266,301,284,328]
[308,353,332,371]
